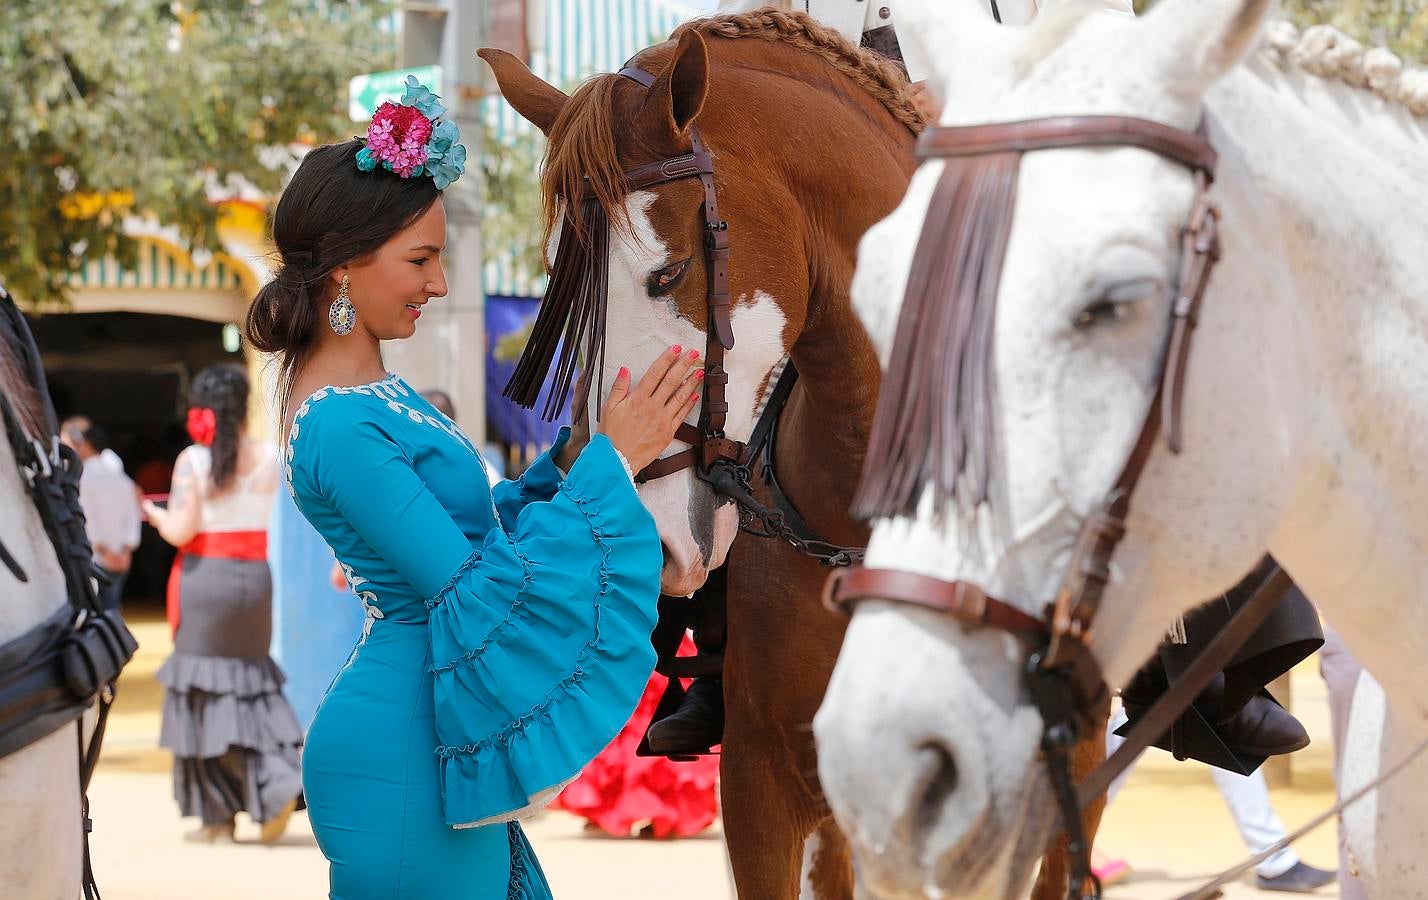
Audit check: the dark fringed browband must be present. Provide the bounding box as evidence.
[852,152,1019,521]
[503,197,611,422]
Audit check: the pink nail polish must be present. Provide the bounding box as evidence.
[671,345,682,355]
[695,370,706,380]
[618,366,629,378]
[688,350,700,361]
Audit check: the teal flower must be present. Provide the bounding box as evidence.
[355,146,378,172]
[427,120,459,159]
[429,143,465,190]
[401,76,447,121]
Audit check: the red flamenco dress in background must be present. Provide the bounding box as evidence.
[552,635,720,838]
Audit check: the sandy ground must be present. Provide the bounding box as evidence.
[83,616,1344,899]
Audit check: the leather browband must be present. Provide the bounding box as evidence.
[917,115,1218,177]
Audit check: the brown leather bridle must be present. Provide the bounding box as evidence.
[503,65,746,485]
[826,114,1224,900]
[503,64,866,568]
[829,113,1222,677]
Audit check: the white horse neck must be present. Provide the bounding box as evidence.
[0,437,67,644]
[1197,55,1428,706]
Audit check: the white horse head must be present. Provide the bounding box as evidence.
[815,0,1428,895]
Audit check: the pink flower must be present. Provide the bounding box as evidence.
[365,102,433,177]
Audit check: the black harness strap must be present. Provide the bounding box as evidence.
[710,362,867,568]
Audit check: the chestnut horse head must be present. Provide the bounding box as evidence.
[484,11,921,595]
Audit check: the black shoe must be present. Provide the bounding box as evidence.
[645,677,723,755]
[1220,691,1310,757]
[1256,862,1337,893]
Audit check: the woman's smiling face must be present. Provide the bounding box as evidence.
[341,198,449,340]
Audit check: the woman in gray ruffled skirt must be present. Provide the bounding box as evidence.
[144,365,304,843]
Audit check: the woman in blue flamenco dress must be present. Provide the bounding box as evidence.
[243,78,703,898]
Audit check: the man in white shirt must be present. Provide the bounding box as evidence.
[60,416,141,613]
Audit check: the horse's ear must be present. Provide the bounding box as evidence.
[891,0,1012,106]
[643,30,709,141]
[478,48,568,135]
[1142,0,1274,96]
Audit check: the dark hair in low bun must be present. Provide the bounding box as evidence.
[244,140,441,419]
[190,364,249,491]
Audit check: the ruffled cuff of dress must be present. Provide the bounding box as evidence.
[515,426,571,502]
[430,440,661,827]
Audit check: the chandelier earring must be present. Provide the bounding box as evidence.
[329,274,356,336]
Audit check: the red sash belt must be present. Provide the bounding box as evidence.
[166,530,268,638]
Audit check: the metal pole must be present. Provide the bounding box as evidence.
[391,0,487,444]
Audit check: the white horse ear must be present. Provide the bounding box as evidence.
[1141,0,1275,97]
[894,0,1016,103]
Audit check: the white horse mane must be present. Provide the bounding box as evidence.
[1260,20,1428,117]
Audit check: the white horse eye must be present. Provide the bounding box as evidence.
[1073,277,1161,330]
[1073,300,1123,329]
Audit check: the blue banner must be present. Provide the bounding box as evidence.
[485,294,570,450]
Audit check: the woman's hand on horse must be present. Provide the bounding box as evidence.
[598,345,703,474]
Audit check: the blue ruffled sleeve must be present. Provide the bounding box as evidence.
[298,405,660,828]
[488,427,570,531]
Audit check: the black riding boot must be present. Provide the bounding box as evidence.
[645,677,725,756]
[1118,557,1322,774]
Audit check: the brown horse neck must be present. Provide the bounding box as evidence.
[687,48,914,549]
[773,299,883,548]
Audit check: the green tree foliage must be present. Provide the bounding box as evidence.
[1,0,394,304]
[479,121,546,300]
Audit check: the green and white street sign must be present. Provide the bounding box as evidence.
[348,65,443,121]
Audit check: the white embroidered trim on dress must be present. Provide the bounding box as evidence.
[611,447,634,483]
[282,373,404,495]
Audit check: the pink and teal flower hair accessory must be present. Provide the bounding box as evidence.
[355,76,467,190]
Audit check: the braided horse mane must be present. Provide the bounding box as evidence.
[1261,20,1428,118]
[538,10,925,252]
[673,10,928,134]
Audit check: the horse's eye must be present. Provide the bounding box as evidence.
[1073,301,1121,330]
[647,258,691,296]
[1072,277,1160,331]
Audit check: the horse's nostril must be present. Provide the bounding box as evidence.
[913,741,959,841]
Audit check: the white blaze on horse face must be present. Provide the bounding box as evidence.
[589,191,788,596]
